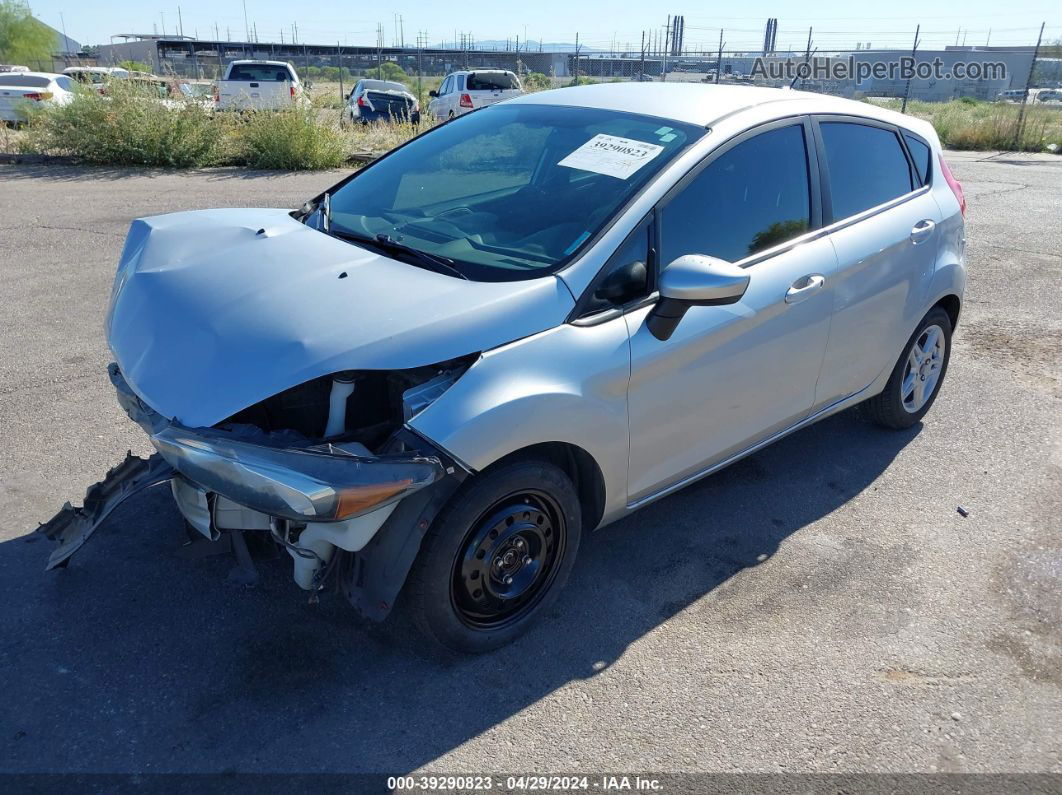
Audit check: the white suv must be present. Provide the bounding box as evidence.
[427,70,523,119]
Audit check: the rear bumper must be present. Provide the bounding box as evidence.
[356,108,420,124]
[109,363,444,524]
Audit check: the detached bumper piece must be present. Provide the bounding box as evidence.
[36,452,176,570]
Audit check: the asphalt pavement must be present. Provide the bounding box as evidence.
[0,152,1059,775]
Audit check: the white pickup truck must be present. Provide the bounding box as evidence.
[216,60,304,111]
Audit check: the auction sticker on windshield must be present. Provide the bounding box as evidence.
[558,134,665,179]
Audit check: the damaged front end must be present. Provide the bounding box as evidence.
[39,360,469,614]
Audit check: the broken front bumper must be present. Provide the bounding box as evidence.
[109,363,445,524]
[37,365,446,569]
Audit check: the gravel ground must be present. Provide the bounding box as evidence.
[0,152,1059,776]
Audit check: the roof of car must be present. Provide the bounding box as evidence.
[229,60,292,67]
[509,83,926,133]
[0,71,65,80]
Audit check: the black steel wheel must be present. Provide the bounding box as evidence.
[451,489,566,630]
[404,459,582,653]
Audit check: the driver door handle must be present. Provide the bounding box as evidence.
[785,274,825,304]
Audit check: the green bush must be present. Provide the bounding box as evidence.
[522,72,551,91]
[876,97,1062,152]
[237,107,347,170]
[23,79,233,167]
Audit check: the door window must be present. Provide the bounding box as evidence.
[820,122,914,219]
[659,124,812,266]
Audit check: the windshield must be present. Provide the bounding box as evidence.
[320,104,702,281]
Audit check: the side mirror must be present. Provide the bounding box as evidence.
[428,90,439,98]
[647,255,750,341]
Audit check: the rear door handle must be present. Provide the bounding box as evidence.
[910,219,936,244]
[785,274,825,304]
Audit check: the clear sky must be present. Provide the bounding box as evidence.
[29,0,1059,52]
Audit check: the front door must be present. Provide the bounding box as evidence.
[625,120,837,503]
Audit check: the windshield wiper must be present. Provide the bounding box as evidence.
[331,230,469,280]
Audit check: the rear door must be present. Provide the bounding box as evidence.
[812,117,944,406]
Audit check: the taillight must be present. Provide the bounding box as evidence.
[938,153,966,218]
[290,85,296,100]
[357,95,367,107]
[24,91,51,101]
[459,93,473,109]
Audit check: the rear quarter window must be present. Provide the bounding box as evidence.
[820,121,914,220]
[903,133,931,186]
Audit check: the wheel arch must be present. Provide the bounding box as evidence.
[933,293,961,330]
[487,441,607,533]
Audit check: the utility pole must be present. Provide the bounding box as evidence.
[574,32,580,84]
[662,16,670,81]
[640,30,646,80]
[901,25,920,113]
[715,28,723,83]
[1014,21,1046,150]
[59,12,68,55]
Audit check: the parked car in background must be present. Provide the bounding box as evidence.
[216,60,303,111]
[427,69,523,119]
[1036,89,1062,103]
[40,84,965,654]
[0,65,31,74]
[0,72,75,123]
[63,66,130,92]
[997,88,1026,102]
[175,80,215,108]
[342,79,419,124]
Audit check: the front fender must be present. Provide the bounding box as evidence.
[409,320,632,524]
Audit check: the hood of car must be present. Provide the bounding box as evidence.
[106,208,574,428]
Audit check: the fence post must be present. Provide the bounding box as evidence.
[1013,21,1046,151]
[574,33,580,84]
[337,43,344,102]
[901,24,920,113]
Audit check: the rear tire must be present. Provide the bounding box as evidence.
[404,459,581,654]
[860,307,953,429]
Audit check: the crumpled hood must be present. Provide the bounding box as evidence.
[106,208,574,428]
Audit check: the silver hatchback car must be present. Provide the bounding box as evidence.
[41,84,966,653]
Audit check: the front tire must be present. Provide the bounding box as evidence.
[861,307,953,429]
[404,459,582,653]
